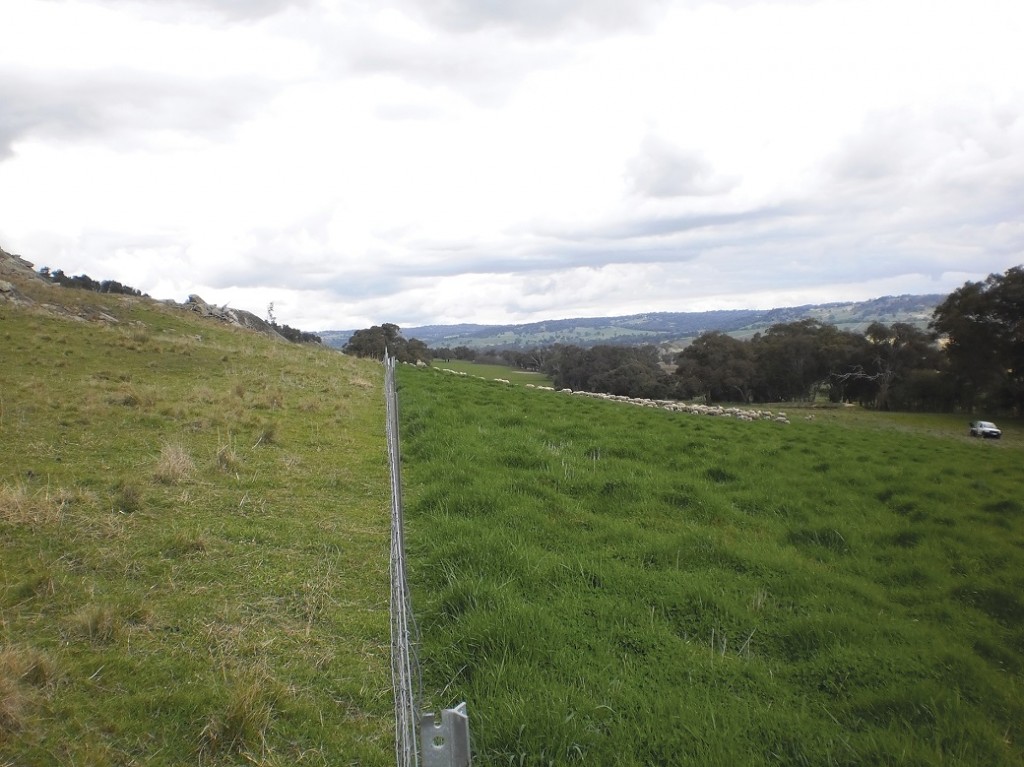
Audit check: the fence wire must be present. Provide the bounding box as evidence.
[385,355,422,767]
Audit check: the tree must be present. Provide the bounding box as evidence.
[674,332,755,403]
[861,322,941,410]
[344,326,389,359]
[344,324,430,364]
[931,265,1024,413]
[751,320,834,402]
[541,344,672,399]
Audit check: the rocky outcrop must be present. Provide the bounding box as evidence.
[1,248,288,342]
[0,279,27,305]
[0,247,39,281]
[185,295,288,341]
[0,248,39,307]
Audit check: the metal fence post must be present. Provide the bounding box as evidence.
[421,703,472,767]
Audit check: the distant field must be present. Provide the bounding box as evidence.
[431,359,553,387]
[399,367,1024,766]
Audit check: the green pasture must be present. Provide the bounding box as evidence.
[399,367,1024,766]
[431,359,553,387]
[0,291,393,765]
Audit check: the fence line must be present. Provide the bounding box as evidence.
[386,356,472,767]
[385,355,422,767]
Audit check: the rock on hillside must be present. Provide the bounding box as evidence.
[0,245,287,341]
[183,294,287,341]
[0,246,50,308]
[0,246,41,281]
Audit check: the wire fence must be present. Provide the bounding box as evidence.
[385,355,422,767]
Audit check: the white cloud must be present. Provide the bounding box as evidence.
[1,0,1022,331]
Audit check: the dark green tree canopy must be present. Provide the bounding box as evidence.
[931,265,1024,413]
[344,323,431,364]
[675,331,755,403]
[532,344,676,399]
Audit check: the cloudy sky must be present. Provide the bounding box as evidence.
[1,0,1022,331]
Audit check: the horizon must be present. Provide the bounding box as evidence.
[322,291,946,335]
[0,243,987,333]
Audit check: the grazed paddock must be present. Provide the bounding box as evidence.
[400,364,1024,767]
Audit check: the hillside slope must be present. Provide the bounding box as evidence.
[321,294,943,350]
[0,265,394,764]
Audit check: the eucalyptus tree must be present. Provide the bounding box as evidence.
[931,265,1024,412]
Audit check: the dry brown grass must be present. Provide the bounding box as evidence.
[253,386,285,410]
[0,646,59,733]
[107,382,158,408]
[253,421,278,447]
[192,384,217,404]
[153,443,195,484]
[0,484,72,527]
[214,435,242,473]
[66,604,121,644]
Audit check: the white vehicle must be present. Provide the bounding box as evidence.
[969,420,1002,439]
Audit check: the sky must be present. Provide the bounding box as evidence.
[1,0,1022,331]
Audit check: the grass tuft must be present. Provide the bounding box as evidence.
[153,443,194,484]
[114,481,143,513]
[215,439,242,472]
[66,604,121,644]
[198,669,281,758]
[0,646,58,732]
[253,421,278,447]
[0,484,72,527]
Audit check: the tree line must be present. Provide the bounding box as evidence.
[38,267,145,297]
[348,265,1022,414]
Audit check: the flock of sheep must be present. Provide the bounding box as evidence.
[433,367,793,424]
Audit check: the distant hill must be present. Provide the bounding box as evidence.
[321,294,945,351]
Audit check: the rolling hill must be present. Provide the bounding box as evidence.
[320,294,944,351]
[1,249,395,765]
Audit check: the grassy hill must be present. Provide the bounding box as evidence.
[0,274,394,765]
[321,295,944,351]
[399,366,1024,766]
[6,255,1023,765]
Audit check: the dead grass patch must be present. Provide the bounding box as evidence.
[192,385,216,404]
[66,604,120,644]
[215,439,242,473]
[253,422,277,447]
[154,443,194,484]
[111,384,156,408]
[0,646,59,732]
[0,484,73,527]
[65,600,151,645]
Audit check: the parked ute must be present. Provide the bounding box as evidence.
[969,420,1002,439]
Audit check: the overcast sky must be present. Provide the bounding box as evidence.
[1,0,1022,330]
